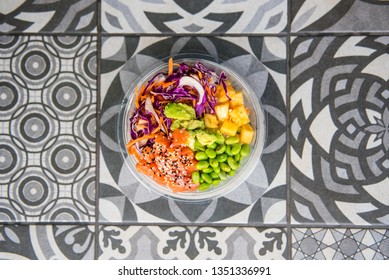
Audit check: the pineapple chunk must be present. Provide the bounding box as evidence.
[204,114,219,128]
[240,123,254,144]
[215,102,229,121]
[229,105,250,127]
[220,120,239,136]
[216,85,229,103]
[229,91,244,108]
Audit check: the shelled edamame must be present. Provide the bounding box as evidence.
[193,136,251,191]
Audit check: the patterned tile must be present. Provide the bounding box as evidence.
[99,36,287,224]
[0,0,97,33]
[290,36,389,226]
[0,35,97,222]
[292,228,389,260]
[0,225,95,259]
[99,225,287,259]
[291,0,389,32]
[101,0,287,34]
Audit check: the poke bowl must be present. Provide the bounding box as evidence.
[117,55,266,201]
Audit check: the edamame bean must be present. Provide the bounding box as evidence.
[231,143,242,156]
[240,144,250,158]
[198,182,210,191]
[208,142,217,149]
[216,154,228,162]
[192,171,200,184]
[212,179,221,185]
[202,167,213,173]
[215,144,226,154]
[225,136,239,145]
[219,171,227,181]
[201,173,213,184]
[234,153,240,162]
[205,148,216,159]
[196,161,209,170]
[213,166,221,173]
[209,159,219,168]
[228,170,236,176]
[210,172,219,179]
[225,145,233,156]
[220,162,231,173]
[195,151,208,161]
[227,157,239,170]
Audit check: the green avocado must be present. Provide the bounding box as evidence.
[195,130,218,146]
[170,119,205,131]
[164,103,195,120]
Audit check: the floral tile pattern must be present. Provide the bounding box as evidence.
[99,225,287,260]
[292,228,389,260]
[291,0,389,32]
[0,225,95,259]
[0,35,97,222]
[99,36,287,224]
[101,0,287,34]
[290,35,389,226]
[0,0,97,33]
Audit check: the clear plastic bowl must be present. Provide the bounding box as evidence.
[117,56,266,202]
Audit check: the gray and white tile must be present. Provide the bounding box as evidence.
[0,0,97,33]
[292,228,389,260]
[0,35,97,222]
[102,0,287,34]
[99,225,287,260]
[291,36,389,225]
[0,225,95,260]
[99,36,287,224]
[292,0,389,32]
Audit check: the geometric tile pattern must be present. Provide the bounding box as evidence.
[99,35,287,224]
[291,36,389,226]
[0,36,97,222]
[291,0,389,32]
[292,228,389,260]
[0,0,97,33]
[101,0,287,34]
[0,225,95,260]
[99,226,287,260]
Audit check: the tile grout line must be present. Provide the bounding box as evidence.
[94,0,102,261]
[286,0,292,260]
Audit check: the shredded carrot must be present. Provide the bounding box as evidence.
[135,86,140,108]
[128,145,142,161]
[126,128,161,149]
[197,70,203,80]
[168,57,173,76]
[159,116,168,133]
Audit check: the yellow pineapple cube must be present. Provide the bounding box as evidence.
[220,120,239,136]
[229,105,250,127]
[204,113,219,128]
[229,91,244,108]
[214,102,229,121]
[216,85,229,103]
[240,124,254,144]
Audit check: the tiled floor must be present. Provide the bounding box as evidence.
[1,0,389,260]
